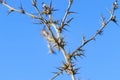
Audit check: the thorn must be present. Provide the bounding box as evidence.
[19,3,25,14]
[73,68,80,75]
[111,16,116,22]
[111,16,119,25]
[73,56,77,61]
[53,20,59,24]
[101,15,106,27]
[32,0,37,6]
[62,27,69,31]
[107,8,114,16]
[97,30,103,35]
[50,0,52,9]
[56,67,63,71]
[62,62,68,70]
[82,35,85,45]
[49,0,58,12]
[66,17,74,24]
[20,9,25,14]
[49,47,55,54]
[7,8,14,15]
[68,11,75,14]
[48,43,56,54]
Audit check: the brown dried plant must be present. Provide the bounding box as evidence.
[0,0,119,80]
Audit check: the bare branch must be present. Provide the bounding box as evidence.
[1,2,39,19]
[51,71,63,80]
[0,0,119,80]
[71,0,119,55]
[59,0,73,32]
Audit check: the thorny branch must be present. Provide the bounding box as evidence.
[0,0,38,19]
[71,0,119,56]
[59,0,73,32]
[0,0,119,80]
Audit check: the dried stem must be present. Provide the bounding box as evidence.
[59,0,73,32]
[51,71,63,80]
[0,0,119,80]
[72,0,118,55]
[1,1,38,19]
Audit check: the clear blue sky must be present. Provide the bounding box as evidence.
[0,0,120,80]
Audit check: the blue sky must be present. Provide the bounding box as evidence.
[0,0,120,80]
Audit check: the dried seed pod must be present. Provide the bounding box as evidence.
[42,2,52,15]
[113,0,118,10]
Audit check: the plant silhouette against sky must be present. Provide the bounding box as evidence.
[0,0,119,80]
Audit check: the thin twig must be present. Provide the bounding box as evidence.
[72,1,118,55]
[59,0,73,32]
[0,0,119,80]
[2,2,39,19]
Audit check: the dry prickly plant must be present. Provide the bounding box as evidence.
[0,0,119,80]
